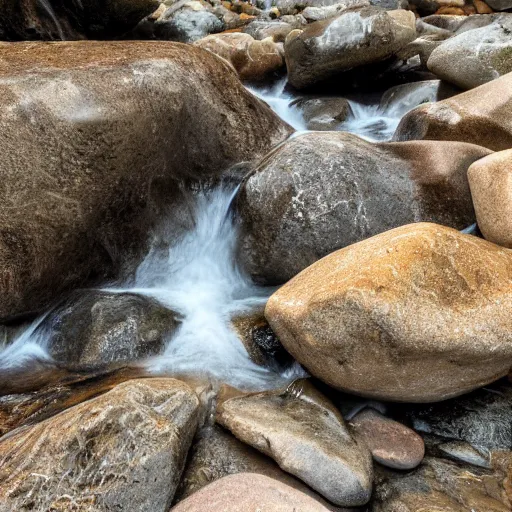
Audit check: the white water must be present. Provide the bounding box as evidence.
[37,0,66,41]
[250,78,439,141]
[0,187,305,390]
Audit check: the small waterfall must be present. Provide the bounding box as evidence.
[249,79,440,141]
[37,0,66,41]
[1,187,305,390]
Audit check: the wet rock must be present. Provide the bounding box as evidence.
[370,0,409,9]
[349,409,425,469]
[372,456,511,511]
[243,20,294,42]
[275,0,347,15]
[0,0,160,40]
[194,33,284,80]
[172,473,332,512]
[301,0,370,21]
[156,5,224,42]
[486,0,512,9]
[45,290,177,367]
[265,223,512,402]
[174,424,348,510]
[289,97,353,130]
[285,7,416,89]
[231,307,292,370]
[0,378,200,511]
[394,71,512,150]
[216,379,373,506]
[401,381,512,451]
[236,131,490,283]
[0,41,291,320]
[427,17,512,89]
[468,149,512,249]
[437,440,491,468]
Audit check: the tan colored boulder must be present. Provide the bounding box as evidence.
[216,379,373,507]
[394,71,512,151]
[237,131,491,284]
[171,473,331,512]
[348,408,425,469]
[427,17,512,89]
[284,7,416,89]
[468,149,512,249]
[0,41,291,320]
[0,378,200,511]
[266,223,512,402]
[194,33,284,80]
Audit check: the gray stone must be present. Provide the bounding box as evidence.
[236,131,489,284]
[156,9,224,42]
[427,17,512,89]
[290,97,353,130]
[285,7,417,89]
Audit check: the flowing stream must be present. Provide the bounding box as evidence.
[0,78,439,390]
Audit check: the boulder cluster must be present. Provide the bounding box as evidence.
[0,0,512,511]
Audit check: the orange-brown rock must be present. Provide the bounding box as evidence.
[394,71,512,150]
[468,149,512,249]
[171,473,332,512]
[473,0,494,12]
[435,6,466,13]
[194,32,284,80]
[266,223,512,402]
[0,41,291,320]
[0,378,200,511]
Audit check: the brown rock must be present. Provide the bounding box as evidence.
[237,131,490,284]
[0,378,200,511]
[349,408,425,469]
[435,6,466,13]
[290,97,353,130]
[372,456,511,512]
[0,41,291,320]
[171,473,331,512]
[265,223,512,402]
[284,7,416,89]
[394,71,512,150]
[194,32,284,80]
[216,379,373,506]
[468,149,512,249]
[174,424,349,511]
[474,0,494,12]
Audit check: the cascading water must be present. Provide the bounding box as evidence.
[0,186,306,390]
[37,0,66,40]
[250,78,440,141]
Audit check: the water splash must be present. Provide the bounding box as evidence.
[37,0,66,40]
[1,187,306,390]
[250,79,440,141]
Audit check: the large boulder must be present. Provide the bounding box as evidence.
[0,0,160,40]
[0,41,291,320]
[45,290,178,367]
[216,379,373,506]
[236,132,490,284]
[265,223,512,402]
[194,33,284,81]
[468,149,512,249]
[0,378,200,511]
[427,17,512,89]
[284,7,416,89]
[393,71,512,150]
[171,473,332,512]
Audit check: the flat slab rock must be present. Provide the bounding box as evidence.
[0,378,200,512]
[216,379,373,507]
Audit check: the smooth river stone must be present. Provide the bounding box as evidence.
[349,408,425,469]
[171,473,332,512]
[265,223,512,402]
[468,149,512,249]
[216,379,373,507]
